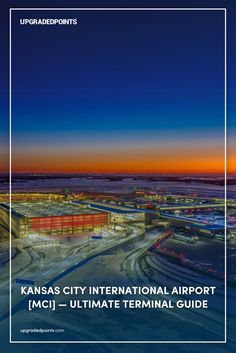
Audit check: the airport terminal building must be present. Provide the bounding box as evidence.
[0,202,109,237]
[72,201,146,224]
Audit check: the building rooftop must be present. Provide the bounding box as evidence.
[73,200,150,214]
[161,212,233,229]
[0,202,106,218]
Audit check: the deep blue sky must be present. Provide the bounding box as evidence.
[11,10,224,134]
[0,0,235,173]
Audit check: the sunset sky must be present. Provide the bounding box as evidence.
[4,9,234,173]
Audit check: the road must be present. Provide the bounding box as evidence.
[0,224,145,320]
[1,226,235,345]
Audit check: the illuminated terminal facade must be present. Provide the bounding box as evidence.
[0,202,109,237]
[72,201,146,224]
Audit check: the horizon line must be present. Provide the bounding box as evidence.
[1,171,235,175]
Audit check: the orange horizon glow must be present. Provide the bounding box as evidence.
[6,148,236,174]
[0,137,235,174]
[1,157,236,174]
